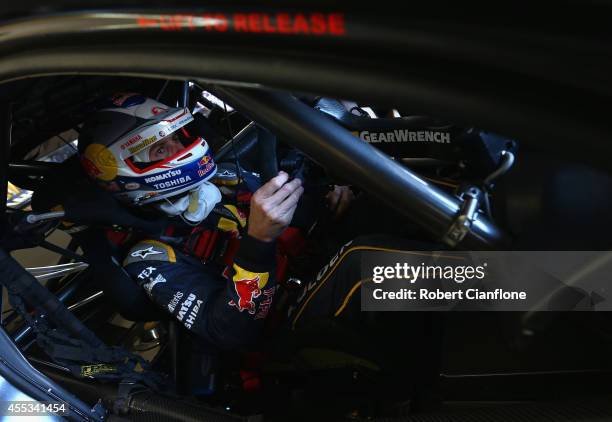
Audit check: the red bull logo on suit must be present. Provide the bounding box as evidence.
[228,264,269,315]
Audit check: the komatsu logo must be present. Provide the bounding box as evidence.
[358,130,451,144]
[145,169,182,183]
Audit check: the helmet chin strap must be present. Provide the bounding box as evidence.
[156,182,222,224]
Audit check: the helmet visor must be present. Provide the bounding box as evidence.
[126,128,201,173]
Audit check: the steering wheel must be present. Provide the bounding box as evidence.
[257,125,279,183]
[257,125,305,183]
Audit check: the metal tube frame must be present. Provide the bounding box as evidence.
[211,86,508,249]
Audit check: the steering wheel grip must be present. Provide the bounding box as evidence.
[257,125,279,183]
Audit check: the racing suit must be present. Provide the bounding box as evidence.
[121,176,438,357]
[122,186,279,350]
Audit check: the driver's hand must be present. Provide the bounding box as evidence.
[326,185,355,219]
[248,171,304,242]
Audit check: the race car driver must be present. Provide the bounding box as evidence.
[77,93,412,354]
[78,93,313,351]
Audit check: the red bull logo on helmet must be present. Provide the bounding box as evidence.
[198,155,211,167]
[197,153,215,177]
[228,264,269,315]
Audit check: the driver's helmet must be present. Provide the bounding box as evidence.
[78,93,217,205]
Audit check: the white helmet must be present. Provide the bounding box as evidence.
[78,93,217,206]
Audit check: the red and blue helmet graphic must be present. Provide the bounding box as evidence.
[79,94,218,205]
[114,147,217,205]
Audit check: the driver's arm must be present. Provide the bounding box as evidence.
[122,172,303,350]
[206,171,303,347]
[122,238,275,350]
